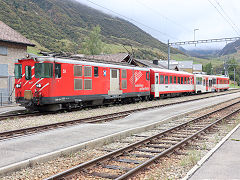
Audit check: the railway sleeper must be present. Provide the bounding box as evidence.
[101,165,133,172]
[126,153,154,159]
[114,158,142,164]
[136,148,164,154]
[90,172,119,179]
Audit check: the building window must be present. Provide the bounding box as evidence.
[0,46,7,56]
[74,65,82,77]
[84,66,92,77]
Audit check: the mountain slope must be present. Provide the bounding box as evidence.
[0,0,181,58]
[219,39,240,56]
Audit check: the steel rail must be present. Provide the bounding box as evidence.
[0,92,239,142]
[45,100,240,180]
[0,89,238,121]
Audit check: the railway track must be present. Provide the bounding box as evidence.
[0,89,239,122]
[0,90,240,142]
[45,100,240,180]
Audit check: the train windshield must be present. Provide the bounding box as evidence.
[14,64,22,79]
[35,63,53,78]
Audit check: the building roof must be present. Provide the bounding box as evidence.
[85,53,130,63]
[193,64,203,71]
[158,60,179,70]
[135,59,167,69]
[178,61,193,69]
[0,21,35,46]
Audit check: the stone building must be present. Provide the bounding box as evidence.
[0,21,35,76]
[0,21,35,104]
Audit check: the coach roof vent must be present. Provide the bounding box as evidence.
[153,60,158,65]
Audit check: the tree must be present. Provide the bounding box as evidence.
[203,62,213,75]
[82,25,103,55]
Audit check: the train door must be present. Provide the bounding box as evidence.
[155,73,159,97]
[206,77,208,91]
[109,69,121,94]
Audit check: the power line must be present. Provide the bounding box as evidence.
[207,0,240,36]
[84,0,179,41]
[135,0,192,34]
[213,0,240,34]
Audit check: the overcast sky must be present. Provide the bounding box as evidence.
[76,0,240,50]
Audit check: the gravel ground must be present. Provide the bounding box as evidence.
[0,91,237,132]
[2,98,240,180]
[131,116,240,180]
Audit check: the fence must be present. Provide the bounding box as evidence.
[0,75,14,106]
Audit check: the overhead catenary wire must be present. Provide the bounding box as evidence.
[83,0,179,41]
[213,0,240,34]
[135,0,192,34]
[207,0,240,36]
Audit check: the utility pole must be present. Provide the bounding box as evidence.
[234,68,236,88]
[194,28,199,46]
[167,40,170,70]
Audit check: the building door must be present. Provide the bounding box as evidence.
[110,69,120,91]
[155,73,159,97]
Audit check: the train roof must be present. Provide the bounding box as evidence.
[150,68,194,75]
[18,56,150,71]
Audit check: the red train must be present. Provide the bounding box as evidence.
[14,56,229,111]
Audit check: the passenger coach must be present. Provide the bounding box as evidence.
[15,57,150,111]
[150,68,195,98]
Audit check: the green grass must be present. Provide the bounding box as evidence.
[229,83,240,88]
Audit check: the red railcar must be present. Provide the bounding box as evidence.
[150,68,195,98]
[216,76,229,91]
[15,57,150,111]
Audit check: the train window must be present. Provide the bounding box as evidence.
[122,80,127,89]
[74,79,82,90]
[203,79,206,86]
[146,72,150,80]
[25,66,32,80]
[111,69,117,78]
[84,79,92,90]
[188,77,190,84]
[213,78,216,84]
[122,69,127,78]
[165,76,168,84]
[74,66,82,76]
[184,77,186,84]
[84,66,92,77]
[170,76,173,84]
[181,77,183,84]
[35,63,53,78]
[174,76,176,84]
[155,75,159,84]
[94,67,99,77]
[14,64,22,79]
[178,77,180,84]
[55,64,61,78]
[160,75,164,84]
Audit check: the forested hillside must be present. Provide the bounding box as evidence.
[0,0,182,59]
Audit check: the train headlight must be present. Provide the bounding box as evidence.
[16,84,21,88]
[36,84,42,88]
